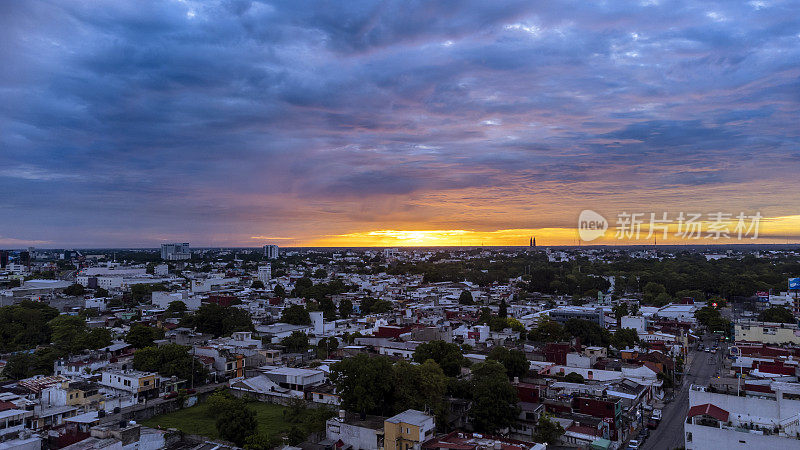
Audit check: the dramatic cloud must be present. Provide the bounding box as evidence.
[1,0,799,246]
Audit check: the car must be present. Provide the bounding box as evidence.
[652,409,662,421]
[163,392,178,399]
[647,418,660,429]
[705,348,711,352]
[639,428,650,441]
[627,439,641,449]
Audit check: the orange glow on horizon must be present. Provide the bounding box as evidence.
[300,215,800,247]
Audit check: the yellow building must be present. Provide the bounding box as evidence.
[384,410,435,450]
[735,321,800,345]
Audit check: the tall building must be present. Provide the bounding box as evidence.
[263,244,279,259]
[0,250,8,268]
[258,264,271,284]
[160,243,190,261]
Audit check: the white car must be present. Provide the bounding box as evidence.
[628,439,641,449]
[652,409,662,421]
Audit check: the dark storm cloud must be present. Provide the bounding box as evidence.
[1,0,799,245]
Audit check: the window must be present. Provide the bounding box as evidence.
[686,432,692,442]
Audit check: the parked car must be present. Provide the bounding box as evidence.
[652,409,662,421]
[627,439,641,449]
[639,428,650,441]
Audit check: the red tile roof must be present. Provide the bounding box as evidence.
[687,403,729,422]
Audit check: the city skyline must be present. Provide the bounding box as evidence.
[2,1,799,247]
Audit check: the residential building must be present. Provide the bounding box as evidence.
[263,245,279,259]
[384,409,435,450]
[160,243,190,261]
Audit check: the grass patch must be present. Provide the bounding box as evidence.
[141,401,291,438]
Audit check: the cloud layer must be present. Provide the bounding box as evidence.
[2,0,799,246]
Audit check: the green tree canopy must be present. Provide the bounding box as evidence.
[459,290,474,305]
[759,307,795,324]
[339,299,353,318]
[251,280,265,289]
[610,328,639,350]
[487,346,529,380]
[330,354,394,415]
[64,283,86,296]
[413,340,466,377]
[563,372,585,383]
[393,360,448,421]
[133,344,207,381]
[281,331,310,353]
[0,301,59,352]
[527,319,570,342]
[281,304,311,325]
[468,360,520,434]
[564,319,610,347]
[125,323,162,348]
[533,414,565,445]
[181,303,254,337]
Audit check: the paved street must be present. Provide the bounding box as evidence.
[643,337,724,450]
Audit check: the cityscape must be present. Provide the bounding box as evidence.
[3,1,800,450]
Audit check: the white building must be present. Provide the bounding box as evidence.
[151,291,200,311]
[160,243,190,261]
[257,265,272,285]
[685,383,800,449]
[263,245,279,259]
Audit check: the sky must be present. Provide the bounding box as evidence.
[2,0,800,248]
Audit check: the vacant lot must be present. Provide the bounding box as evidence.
[141,401,290,438]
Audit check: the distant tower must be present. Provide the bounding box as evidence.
[529,237,533,247]
[533,237,536,247]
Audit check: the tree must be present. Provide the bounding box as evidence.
[133,344,207,381]
[165,301,187,318]
[130,283,167,303]
[339,299,353,318]
[0,301,60,352]
[313,269,328,279]
[274,284,286,298]
[563,372,585,383]
[251,280,265,289]
[487,347,529,380]
[468,360,520,433]
[330,354,394,415]
[319,298,337,321]
[3,353,33,379]
[94,287,109,298]
[498,299,508,318]
[564,319,610,347]
[527,319,569,342]
[413,341,466,377]
[281,304,311,325]
[182,303,254,337]
[281,331,309,353]
[393,360,448,417]
[63,283,86,296]
[244,433,280,450]
[611,328,639,350]
[50,315,90,354]
[216,406,257,446]
[533,414,564,445]
[360,297,392,314]
[125,324,161,349]
[612,303,628,327]
[759,307,795,324]
[459,290,474,305]
[317,337,339,359]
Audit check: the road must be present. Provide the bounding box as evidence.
[643,336,724,450]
